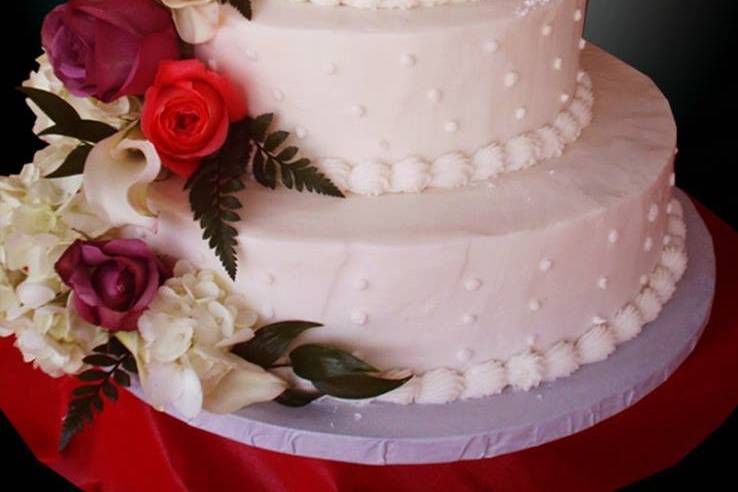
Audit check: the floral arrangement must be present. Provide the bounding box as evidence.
[1,0,407,451]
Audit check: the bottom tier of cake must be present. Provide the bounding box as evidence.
[135,47,685,403]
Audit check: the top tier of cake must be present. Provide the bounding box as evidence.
[198,0,589,195]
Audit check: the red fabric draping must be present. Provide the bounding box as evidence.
[1,201,737,492]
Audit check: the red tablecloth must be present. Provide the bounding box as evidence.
[2,201,737,492]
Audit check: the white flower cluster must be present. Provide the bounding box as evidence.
[23,54,139,148]
[118,260,287,419]
[0,163,110,376]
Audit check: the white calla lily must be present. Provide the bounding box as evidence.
[83,128,161,230]
[141,360,204,419]
[163,0,222,45]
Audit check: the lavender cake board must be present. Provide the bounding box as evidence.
[130,190,715,465]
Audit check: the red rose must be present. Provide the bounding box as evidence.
[141,59,248,178]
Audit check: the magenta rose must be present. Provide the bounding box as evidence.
[55,239,171,332]
[41,0,180,103]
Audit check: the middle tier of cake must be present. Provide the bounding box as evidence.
[199,0,590,194]
[135,49,681,390]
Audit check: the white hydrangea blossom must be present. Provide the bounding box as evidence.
[120,260,287,419]
[23,54,140,148]
[0,162,110,376]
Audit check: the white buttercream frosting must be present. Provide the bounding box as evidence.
[543,341,580,381]
[635,287,663,323]
[348,160,391,196]
[430,152,473,189]
[650,266,677,302]
[506,351,544,391]
[462,360,507,398]
[391,157,432,193]
[471,144,506,180]
[319,159,352,191]
[611,304,644,343]
[535,126,565,160]
[505,134,540,171]
[576,324,616,364]
[415,367,466,404]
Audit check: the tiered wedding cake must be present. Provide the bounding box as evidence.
[1,0,687,441]
[138,0,686,403]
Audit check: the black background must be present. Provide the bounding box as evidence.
[2,1,736,490]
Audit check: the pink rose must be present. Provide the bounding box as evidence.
[55,239,171,332]
[41,0,180,102]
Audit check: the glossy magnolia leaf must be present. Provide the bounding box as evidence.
[18,86,80,124]
[39,119,117,143]
[275,389,324,408]
[290,344,378,381]
[312,374,412,400]
[232,321,323,369]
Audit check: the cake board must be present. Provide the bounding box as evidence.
[128,190,716,465]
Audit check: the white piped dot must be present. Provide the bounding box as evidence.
[542,24,553,36]
[427,89,442,103]
[353,413,363,421]
[592,315,607,326]
[465,278,482,291]
[456,348,473,363]
[483,40,499,53]
[262,272,275,285]
[515,107,527,120]
[262,306,275,319]
[354,278,369,291]
[245,49,258,61]
[640,274,650,286]
[400,54,416,67]
[351,310,368,326]
[663,235,672,245]
[574,9,583,21]
[445,120,459,133]
[597,277,609,290]
[323,62,337,75]
[528,299,542,312]
[644,237,654,252]
[295,126,308,139]
[579,38,587,50]
[350,104,366,117]
[461,314,477,325]
[539,258,553,272]
[577,70,586,82]
[553,57,563,71]
[526,335,537,347]
[504,71,519,88]
[648,204,660,223]
[272,89,284,101]
[670,173,676,186]
[608,230,619,244]
[560,93,571,103]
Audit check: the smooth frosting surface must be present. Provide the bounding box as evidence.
[198,0,588,193]
[134,48,678,379]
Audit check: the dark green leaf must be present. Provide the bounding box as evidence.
[226,0,252,20]
[40,119,118,143]
[107,337,130,357]
[18,86,80,124]
[47,144,93,178]
[112,370,131,387]
[59,399,91,452]
[188,121,252,281]
[232,321,322,369]
[275,389,324,407]
[91,395,104,412]
[276,147,298,162]
[246,113,273,141]
[92,343,110,354]
[82,354,118,367]
[290,344,378,381]
[72,385,99,397]
[78,369,107,381]
[102,381,118,401]
[264,158,277,189]
[312,374,412,400]
[264,131,289,152]
[121,357,139,374]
